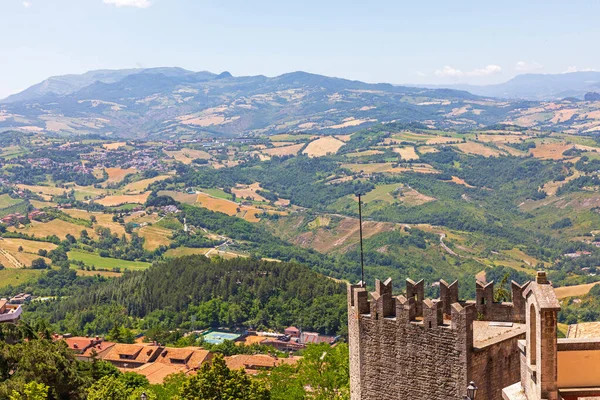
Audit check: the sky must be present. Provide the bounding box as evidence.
[0,0,599,98]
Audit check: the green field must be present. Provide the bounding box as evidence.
[0,194,24,209]
[362,183,401,204]
[270,133,314,142]
[67,251,151,271]
[201,188,234,200]
[164,247,210,258]
[0,269,44,289]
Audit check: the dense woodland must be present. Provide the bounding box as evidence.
[23,257,348,337]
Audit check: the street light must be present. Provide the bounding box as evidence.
[464,381,478,400]
[140,393,147,400]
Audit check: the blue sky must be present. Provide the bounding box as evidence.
[1,0,599,98]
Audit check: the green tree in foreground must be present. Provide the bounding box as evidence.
[177,354,270,400]
[9,381,49,400]
[264,343,350,400]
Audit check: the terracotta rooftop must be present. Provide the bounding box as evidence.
[157,347,194,363]
[225,354,301,374]
[102,343,163,363]
[134,362,188,385]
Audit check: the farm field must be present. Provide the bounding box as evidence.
[157,190,197,205]
[67,250,151,270]
[103,167,137,184]
[262,143,304,157]
[397,187,436,206]
[102,142,127,150]
[294,217,395,254]
[231,183,267,202]
[341,163,404,174]
[393,147,419,160]
[0,268,44,290]
[345,150,384,158]
[362,184,401,204]
[341,162,438,175]
[62,208,126,235]
[302,136,345,157]
[475,134,525,144]
[0,238,56,268]
[95,192,150,207]
[165,148,211,164]
[542,171,581,196]
[196,192,239,215]
[269,134,314,142]
[137,225,172,250]
[555,282,600,299]
[17,184,67,199]
[9,219,95,240]
[0,194,23,208]
[74,268,123,278]
[453,141,505,157]
[529,143,573,160]
[122,175,172,193]
[164,247,211,258]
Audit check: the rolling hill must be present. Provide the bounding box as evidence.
[0,68,515,138]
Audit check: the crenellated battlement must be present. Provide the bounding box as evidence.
[348,276,530,400]
[348,277,530,327]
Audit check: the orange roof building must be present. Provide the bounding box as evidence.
[224,354,301,375]
[99,344,213,384]
[62,336,116,361]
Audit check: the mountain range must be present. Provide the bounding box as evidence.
[417,71,600,100]
[1,68,599,138]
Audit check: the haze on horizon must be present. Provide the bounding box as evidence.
[1,0,599,98]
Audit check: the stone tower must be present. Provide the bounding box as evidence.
[348,277,530,400]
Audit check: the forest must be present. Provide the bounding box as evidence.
[22,256,348,337]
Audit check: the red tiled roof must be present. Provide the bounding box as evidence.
[101,344,163,363]
[224,354,301,374]
[134,362,188,385]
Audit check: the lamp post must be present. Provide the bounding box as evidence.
[464,381,478,400]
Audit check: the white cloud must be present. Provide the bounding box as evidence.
[103,0,151,8]
[415,71,426,77]
[435,64,502,78]
[435,66,464,78]
[564,66,597,73]
[22,1,31,7]
[515,61,543,72]
[468,64,502,77]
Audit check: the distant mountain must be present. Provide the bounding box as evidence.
[420,72,600,100]
[1,68,509,138]
[0,67,202,104]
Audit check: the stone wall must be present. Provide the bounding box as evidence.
[472,335,525,400]
[349,278,529,400]
[348,280,472,400]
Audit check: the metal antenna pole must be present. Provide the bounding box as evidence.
[358,194,365,287]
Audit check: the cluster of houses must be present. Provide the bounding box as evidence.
[0,209,46,226]
[0,213,27,226]
[238,326,338,352]
[56,335,301,384]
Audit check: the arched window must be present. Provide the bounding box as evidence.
[529,303,537,366]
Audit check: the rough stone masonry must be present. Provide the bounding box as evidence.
[348,278,529,400]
